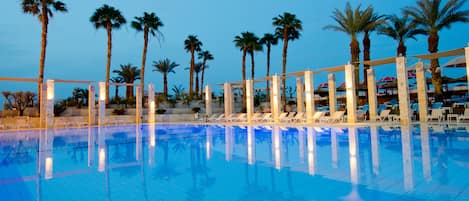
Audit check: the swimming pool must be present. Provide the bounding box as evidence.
[0,124,468,201]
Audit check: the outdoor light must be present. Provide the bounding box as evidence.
[46,80,54,100]
[45,157,53,179]
[98,148,105,172]
[99,82,106,101]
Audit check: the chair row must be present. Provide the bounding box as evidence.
[206,111,346,124]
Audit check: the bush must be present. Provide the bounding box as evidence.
[156,109,166,114]
[54,100,67,116]
[192,107,200,113]
[112,108,126,115]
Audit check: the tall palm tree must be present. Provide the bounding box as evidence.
[403,0,469,99]
[234,32,255,109]
[110,76,124,100]
[198,50,214,97]
[247,34,263,79]
[90,4,126,103]
[113,64,141,99]
[273,12,303,105]
[152,59,180,99]
[131,12,164,92]
[361,7,387,90]
[260,33,279,97]
[378,15,425,56]
[22,0,67,106]
[185,62,205,97]
[184,35,203,99]
[324,3,365,91]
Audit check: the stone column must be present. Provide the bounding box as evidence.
[148,84,155,124]
[98,82,106,126]
[88,85,96,126]
[205,85,212,118]
[224,83,233,120]
[465,45,469,94]
[396,57,411,124]
[135,86,142,124]
[304,71,315,124]
[271,75,281,123]
[40,83,47,128]
[367,69,378,122]
[46,80,54,129]
[296,78,304,113]
[328,73,337,115]
[246,80,254,123]
[415,62,428,122]
[345,64,357,123]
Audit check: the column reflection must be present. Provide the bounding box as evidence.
[401,126,414,192]
[98,127,106,172]
[44,130,54,179]
[307,127,316,175]
[247,126,255,165]
[136,125,142,162]
[370,126,380,175]
[298,127,305,164]
[206,126,213,160]
[148,123,156,166]
[272,126,282,170]
[88,126,96,167]
[348,127,358,185]
[331,128,340,168]
[225,126,233,161]
[420,124,431,181]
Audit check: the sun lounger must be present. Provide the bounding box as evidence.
[254,113,272,123]
[427,109,444,122]
[206,114,220,122]
[291,112,305,123]
[229,113,247,122]
[375,109,391,121]
[458,108,469,123]
[320,111,345,123]
[280,112,297,123]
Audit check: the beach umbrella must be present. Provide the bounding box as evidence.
[318,82,328,88]
[443,56,466,68]
[377,76,396,83]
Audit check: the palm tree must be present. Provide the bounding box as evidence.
[378,15,425,56]
[90,4,126,103]
[198,50,214,97]
[247,34,263,79]
[361,7,386,90]
[324,3,365,91]
[21,0,67,106]
[131,12,164,93]
[234,32,255,109]
[260,33,279,97]
[110,76,124,100]
[185,62,205,97]
[273,12,303,105]
[113,64,141,99]
[403,0,469,99]
[152,59,180,99]
[184,35,203,99]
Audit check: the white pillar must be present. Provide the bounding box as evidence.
[98,82,106,126]
[367,69,378,122]
[136,86,142,124]
[296,78,304,113]
[224,83,233,120]
[148,84,155,124]
[396,57,411,124]
[328,73,337,115]
[246,80,254,124]
[205,85,212,117]
[345,64,357,123]
[271,75,281,123]
[465,45,469,95]
[415,62,428,122]
[304,71,315,124]
[40,83,47,128]
[88,85,96,126]
[46,80,54,129]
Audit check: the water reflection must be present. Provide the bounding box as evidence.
[2,124,469,201]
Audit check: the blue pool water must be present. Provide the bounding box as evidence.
[1,124,469,201]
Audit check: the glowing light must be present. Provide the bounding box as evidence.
[99,82,106,101]
[45,157,53,179]
[98,148,106,172]
[46,80,54,100]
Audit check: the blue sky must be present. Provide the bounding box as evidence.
[1,0,468,99]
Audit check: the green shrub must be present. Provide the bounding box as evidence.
[192,107,200,113]
[54,100,67,116]
[156,109,166,114]
[112,108,126,115]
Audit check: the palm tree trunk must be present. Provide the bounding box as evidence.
[363,32,370,98]
[140,28,149,94]
[242,49,247,110]
[38,3,49,109]
[266,44,271,99]
[428,32,442,100]
[163,73,168,100]
[126,85,132,99]
[195,72,199,97]
[350,36,360,95]
[189,49,195,100]
[397,40,407,56]
[250,52,255,79]
[282,29,289,108]
[106,24,113,104]
[115,86,119,100]
[200,59,207,97]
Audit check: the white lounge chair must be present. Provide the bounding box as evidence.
[320,111,345,123]
[291,112,305,123]
[229,113,247,122]
[255,113,272,123]
[458,108,469,123]
[206,113,220,122]
[375,109,391,121]
[427,109,444,122]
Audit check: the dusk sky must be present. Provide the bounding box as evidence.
[1,0,469,99]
